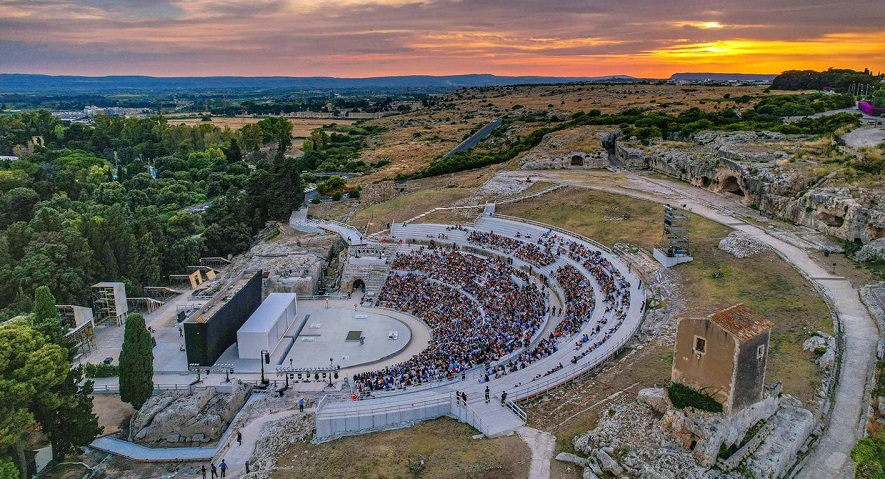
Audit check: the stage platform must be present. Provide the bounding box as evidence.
[212,296,429,374]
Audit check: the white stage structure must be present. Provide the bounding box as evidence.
[237,293,298,359]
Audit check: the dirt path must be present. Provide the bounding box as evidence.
[517,426,556,479]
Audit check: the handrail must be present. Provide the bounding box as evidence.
[457,398,490,436]
[506,400,528,423]
[317,395,450,419]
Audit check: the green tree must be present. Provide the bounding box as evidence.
[31,365,102,462]
[132,233,161,288]
[28,286,103,462]
[264,152,304,221]
[0,321,68,477]
[257,117,294,152]
[31,286,63,341]
[119,313,154,409]
[0,459,17,479]
[851,437,885,479]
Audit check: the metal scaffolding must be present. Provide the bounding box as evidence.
[92,282,128,326]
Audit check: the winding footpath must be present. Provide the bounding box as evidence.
[512,170,878,479]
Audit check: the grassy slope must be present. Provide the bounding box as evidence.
[273,418,530,479]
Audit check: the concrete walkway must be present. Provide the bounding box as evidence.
[212,408,309,477]
[517,426,556,479]
[509,170,879,479]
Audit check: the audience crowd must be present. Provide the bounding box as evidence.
[467,231,556,266]
[354,225,637,395]
[354,249,547,393]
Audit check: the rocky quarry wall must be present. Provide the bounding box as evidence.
[567,385,814,479]
[519,127,612,170]
[132,381,252,446]
[612,131,885,246]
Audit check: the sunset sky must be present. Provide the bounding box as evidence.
[0,0,882,78]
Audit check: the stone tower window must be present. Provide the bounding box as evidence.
[694,336,706,355]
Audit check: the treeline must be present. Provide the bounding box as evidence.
[753,93,856,117]
[771,68,881,92]
[209,95,427,116]
[0,111,302,318]
[416,100,862,178]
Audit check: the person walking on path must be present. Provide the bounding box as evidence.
[236,431,242,446]
[485,386,490,403]
[245,461,250,474]
[219,459,227,477]
[210,463,218,478]
[299,398,305,412]
[501,391,507,406]
[201,465,206,479]
[325,297,330,309]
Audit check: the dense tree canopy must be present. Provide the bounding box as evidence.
[0,112,304,318]
[771,68,881,93]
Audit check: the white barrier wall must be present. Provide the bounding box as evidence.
[237,293,297,359]
[315,398,452,441]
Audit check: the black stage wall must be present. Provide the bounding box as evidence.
[184,271,263,366]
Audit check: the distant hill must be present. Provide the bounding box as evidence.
[0,73,639,93]
[669,72,777,82]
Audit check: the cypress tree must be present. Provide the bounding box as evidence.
[119,313,154,409]
[32,285,64,340]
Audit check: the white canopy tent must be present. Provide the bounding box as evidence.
[237,293,297,359]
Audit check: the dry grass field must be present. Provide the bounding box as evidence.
[348,85,770,182]
[273,418,530,479]
[91,394,135,436]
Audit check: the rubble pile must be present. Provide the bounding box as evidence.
[246,414,315,479]
[717,231,770,258]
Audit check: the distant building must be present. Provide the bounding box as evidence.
[671,304,773,414]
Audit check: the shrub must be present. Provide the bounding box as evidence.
[851,437,885,479]
[667,382,724,413]
[84,362,120,378]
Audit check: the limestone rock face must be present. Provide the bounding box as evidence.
[132,381,252,446]
[595,449,624,476]
[637,387,670,414]
[556,452,589,467]
[247,413,315,479]
[856,238,885,262]
[802,333,836,369]
[614,131,885,244]
[572,385,813,478]
[744,396,815,479]
[519,127,614,170]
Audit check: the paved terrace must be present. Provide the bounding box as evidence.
[316,215,646,440]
